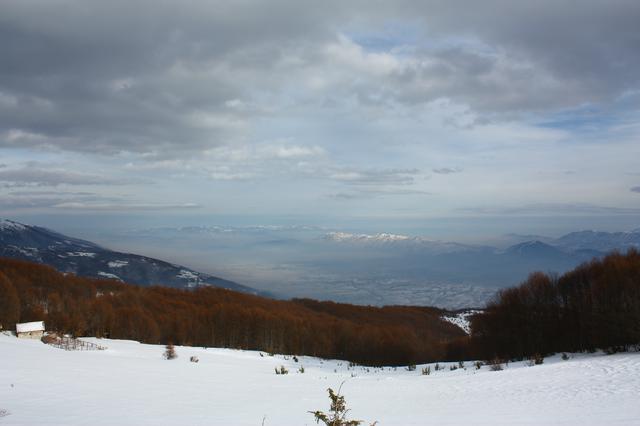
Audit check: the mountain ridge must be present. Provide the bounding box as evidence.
[0,218,259,295]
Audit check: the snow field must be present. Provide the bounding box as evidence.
[1,334,639,425]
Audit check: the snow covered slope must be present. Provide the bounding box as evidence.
[1,334,638,425]
[0,219,258,294]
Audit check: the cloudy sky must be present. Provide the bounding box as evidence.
[1,0,640,237]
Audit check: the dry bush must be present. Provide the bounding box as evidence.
[488,358,504,371]
[163,343,177,360]
[309,386,377,426]
[275,365,288,375]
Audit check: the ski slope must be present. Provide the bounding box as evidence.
[1,333,639,425]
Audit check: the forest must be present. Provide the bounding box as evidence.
[2,250,639,365]
[464,249,640,361]
[0,257,463,366]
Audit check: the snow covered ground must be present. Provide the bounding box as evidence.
[1,333,639,425]
[441,310,483,334]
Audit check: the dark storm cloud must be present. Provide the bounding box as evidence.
[0,0,341,155]
[0,0,638,156]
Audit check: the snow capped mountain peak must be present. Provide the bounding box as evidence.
[0,219,28,232]
[324,231,412,243]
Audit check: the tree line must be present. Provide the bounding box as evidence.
[3,250,638,365]
[458,249,640,361]
[0,257,464,366]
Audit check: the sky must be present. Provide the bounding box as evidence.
[1,0,640,240]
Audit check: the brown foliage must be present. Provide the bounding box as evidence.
[0,271,20,329]
[0,257,464,365]
[466,250,640,360]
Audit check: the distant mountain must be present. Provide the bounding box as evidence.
[553,230,640,252]
[322,231,488,254]
[0,219,259,294]
[324,231,412,243]
[504,240,565,257]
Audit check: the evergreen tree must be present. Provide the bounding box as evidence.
[164,343,177,360]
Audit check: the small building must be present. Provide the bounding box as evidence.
[16,321,45,339]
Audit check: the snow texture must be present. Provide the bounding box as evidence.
[96,271,121,281]
[0,219,28,232]
[441,310,483,334]
[66,252,97,258]
[15,322,44,333]
[325,232,411,242]
[1,334,639,425]
[107,260,128,268]
[177,269,200,281]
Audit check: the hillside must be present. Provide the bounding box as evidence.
[468,249,640,360]
[0,257,464,366]
[0,219,257,294]
[1,334,638,425]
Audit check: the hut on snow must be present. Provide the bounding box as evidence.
[16,321,45,339]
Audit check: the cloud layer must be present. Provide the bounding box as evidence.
[1,1,639,223]
[2,1,639,155]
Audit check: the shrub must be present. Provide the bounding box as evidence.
[298,366,305,374]
[309,387,376,426]
[474,361,482,370]
[531,353,544,365]
[421,366,431,375]
[561,353,570,361]
[458,361,465,369]
[163,343,177,360]
[449,365,457,371]
[406,364,416,371]
[434,362,441,371]
[41,334,59,344]
[190,356,199,363]
[488,358,504,371]
[605,346,626,355]
[275,365,289,375]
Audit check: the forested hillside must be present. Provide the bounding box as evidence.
[0,257,464,365]
[4,250,638,366]
[466,250,640,360]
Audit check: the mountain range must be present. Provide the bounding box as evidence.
[0,219,258,294]
[323,229,640,255]
[2,218,640,308]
